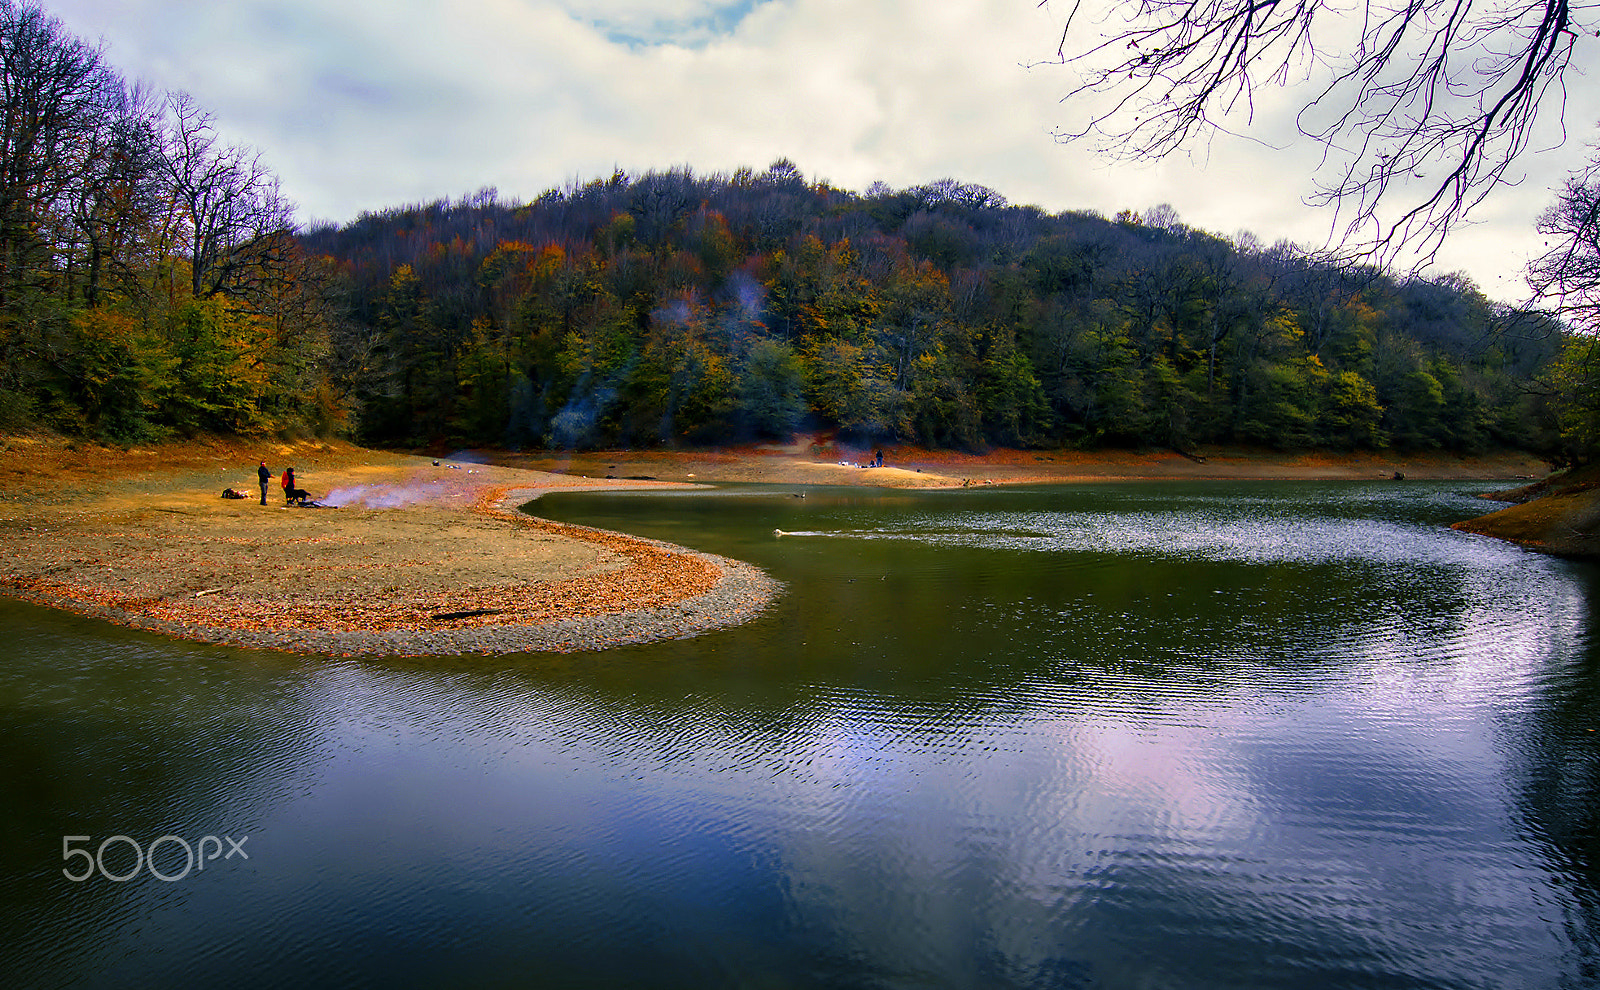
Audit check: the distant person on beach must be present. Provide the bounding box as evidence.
[257,461,271,505]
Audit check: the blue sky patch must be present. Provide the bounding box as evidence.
[586,0,769,49]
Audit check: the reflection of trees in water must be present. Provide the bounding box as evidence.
[0,606,326,980]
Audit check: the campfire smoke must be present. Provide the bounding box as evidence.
[320,483,450,509]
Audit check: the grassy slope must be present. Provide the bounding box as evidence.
[1451,463,1600,560]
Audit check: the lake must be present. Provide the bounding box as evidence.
[2,480,1598,989]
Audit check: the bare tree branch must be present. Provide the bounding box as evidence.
[161,91,295,302]
[1042,0,1596,269]
[1526,159,1600,330]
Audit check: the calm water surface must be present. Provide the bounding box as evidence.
[2,480,1599,989]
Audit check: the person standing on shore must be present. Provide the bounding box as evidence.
[257,461,271,505]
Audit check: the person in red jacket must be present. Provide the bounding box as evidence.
[282,467,309,505]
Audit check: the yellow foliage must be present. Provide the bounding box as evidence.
[72,308,141,342]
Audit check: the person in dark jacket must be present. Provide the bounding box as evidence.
[257,461,271,505]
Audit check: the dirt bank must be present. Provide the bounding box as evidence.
[489,438,1545,487]
[1450,463,1600,561]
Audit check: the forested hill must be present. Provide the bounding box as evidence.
[300,163,1558,454]
[0,2,1576,459]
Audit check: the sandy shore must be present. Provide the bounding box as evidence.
[0,434,1548,655]
[0,438,780,655]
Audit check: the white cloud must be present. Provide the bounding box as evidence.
[43,0,1598,296]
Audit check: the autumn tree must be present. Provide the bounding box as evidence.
[65,79,165,310]
[0,0,107,310]
[0,4,347,439]
[735,337,806,439]
[0,0,111,427]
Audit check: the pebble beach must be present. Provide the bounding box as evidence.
[0,440,781,656]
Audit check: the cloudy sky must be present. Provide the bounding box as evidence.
[46,0,1599,300]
